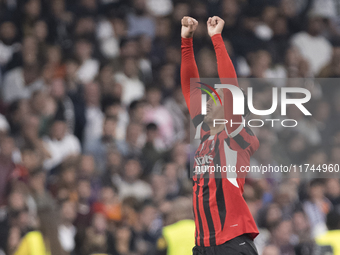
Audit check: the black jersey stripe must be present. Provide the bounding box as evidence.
[193,115,204,128]
[215,178,226,229]
[213,137,227,229]
[195,176,204,246]
[203,178,216,246]
[233,134,250,150]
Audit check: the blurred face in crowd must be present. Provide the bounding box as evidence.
[0,21,17,44]
[262,245,280,255]
[250,50,271,78]
[126,123,142,144]
[22,114,39,140]
[9,100,29,128]
[273,17,288,36]
[288,134,306,155]
[47,45,62,65]
[104,103,121,117]
[124,159,141,182]
[116,225,132,243]
[22,149,41,171]
[75,17,95,37]
[330,146,340,164]
[133,0,146,15]
[100,186,117,204]
[163,162,178,181]
[130,102,146,123]
[50,78,66,99]
[92,213,107,233]
[51,0,65,16]
[280,0,297,17]
[103,117,117,138]
[307,17,324,36]
[146,126,159,142]
[222,0,238,17]
[65,59,79,80]
[151,174,167,200]
[25,0,41,20]
[292,211,309,233]
[77,179,92,200]
[85,82,101,106]
[34,20,48,42]
[8,192,25,211]
[81,0,97,10]
[155,18,171,39]
[61,200,77,223]
[326,179,340,197]
[309,182,325,201]
[197,48,217,77]
[146,89,161,107]
[272,220,293,246]
[106,150,122,174]
[61,167,76,185]
[0,136,14,158]
[262,6,278,25]
[139,35,152,56]
[266,203,282,227]
[75,40,92,62]
[79,155,95,177]
[140,205,157,229]
[29,171,46,194]
[123,58,138,78]
[120,40,139,58]
[172,143,187,166]
[99,65,114,87]
[50,120,67,140]
[31,91,48,115]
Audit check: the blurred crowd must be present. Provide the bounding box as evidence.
[1,0,340,254]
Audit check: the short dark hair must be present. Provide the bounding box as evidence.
[146,122,158,131]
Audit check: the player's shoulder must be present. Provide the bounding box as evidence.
[224,125,259,153]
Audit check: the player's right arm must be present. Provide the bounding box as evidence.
[181,17,202,122]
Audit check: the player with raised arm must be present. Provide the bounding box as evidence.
[181,16,260,255]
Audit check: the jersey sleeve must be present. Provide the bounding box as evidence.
[211,34,243,135]
[231,126,259,155]
[181,37,202,124]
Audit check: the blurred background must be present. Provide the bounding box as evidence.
[0,0,340,254]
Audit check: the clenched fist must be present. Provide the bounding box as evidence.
[207,16,225,37]
[181,16,198,38]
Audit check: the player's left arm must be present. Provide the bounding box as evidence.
[208,16,243,135]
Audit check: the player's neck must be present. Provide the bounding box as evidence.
[208,123,224,135]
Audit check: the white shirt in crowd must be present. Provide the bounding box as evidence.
[58,224,77,252]
[43,134,81,171]
[116,179,153,201]
[83,106,104,152]
[115,72,145,106]
[291,32,332,75]
[2,67,44,103]
[76,59,100,84]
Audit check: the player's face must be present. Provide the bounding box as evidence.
[203,89,224,125]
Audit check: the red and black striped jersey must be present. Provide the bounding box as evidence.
[192,122,259,246]
[180,34,260,247]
